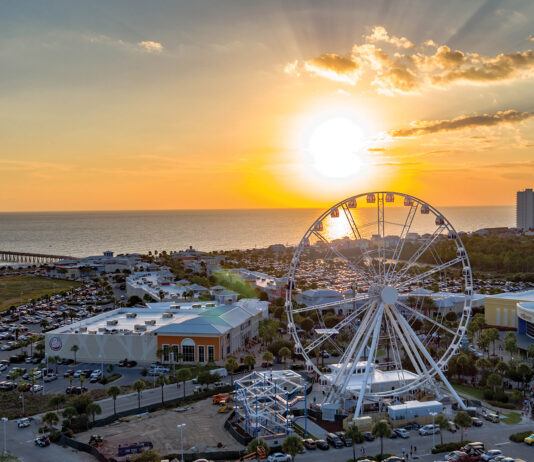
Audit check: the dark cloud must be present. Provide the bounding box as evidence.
[390,110,534,137]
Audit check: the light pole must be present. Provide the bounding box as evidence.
[430,411,437,451]
[2,417,7,455]
[177,423,186,462]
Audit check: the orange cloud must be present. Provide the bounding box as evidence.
[390,110,534,137]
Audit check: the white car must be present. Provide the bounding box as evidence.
[481,450,503,461]
[267,453,291,462]
[30,384,43,393]
[419,424,440,435]
[17,418,30,428]
[44,374,57,382]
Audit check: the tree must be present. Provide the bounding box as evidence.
[40,319,50,331]
[86,402,102,425]
[127,295,143,306]
[300,318,314,334]
[487,373,502,393]
[278,347,291,364]
[70,345,79,365]
[42,411,59,429]
[262,351,274,364]
[48,355,61,374]
[133,380,146,409]
[247,437,269,461]
[281,435,303,462]
[49,394,66,412]
[79,374,86,389]
[107,386,121,416]
[258,319,277,344]
[155,374,169,405]
[504,332,518,357]
[175,368,192,399]
[225,357,238,385]
[485,328,500,356]
[345,424,364,462]
[244,355,256,371]
[371,419,391,457]
[453,411,472,442]
[435,414,449,445]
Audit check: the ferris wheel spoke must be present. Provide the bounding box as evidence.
[385,201,419,283]
[395,300,457,336]
[312,230,373,281]
[376,193,386,280]
[341,204,378,278]
[391,224,447,285]
[395,257,464,290]
[384,316,408,388]
[303,302,370,355]
[291,295,368,314]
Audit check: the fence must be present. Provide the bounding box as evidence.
[59,434,109,462]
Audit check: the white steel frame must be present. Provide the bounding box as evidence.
[286,192,472,417]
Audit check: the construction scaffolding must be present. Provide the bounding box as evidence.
[234,370,308,439]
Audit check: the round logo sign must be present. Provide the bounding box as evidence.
[49,336,62,352]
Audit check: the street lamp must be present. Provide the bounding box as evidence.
[429,411,438,450]
[177,423,186,462]
[2,417,7,455]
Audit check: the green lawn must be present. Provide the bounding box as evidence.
[452,384,485,400]
[502,412,522,424]
[0,275,81,311]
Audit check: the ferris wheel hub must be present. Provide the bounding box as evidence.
[380,286,399,305]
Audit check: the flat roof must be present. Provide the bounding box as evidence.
[389,400,442,411]
[487,290,534,301]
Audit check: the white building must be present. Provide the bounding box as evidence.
[45,299,269,364]
[126,271,208,302]
[517,188,534,230]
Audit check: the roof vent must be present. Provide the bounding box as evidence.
[162,312,173,319]
[126,313,137,319]
[145,319,156,326]
[134,324,147,332]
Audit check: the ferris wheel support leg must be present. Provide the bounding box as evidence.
[354,303,385,419]
[395,309,468,411]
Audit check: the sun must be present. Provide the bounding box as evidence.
[306,116,365,178]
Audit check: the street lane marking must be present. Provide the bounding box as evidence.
[495,441,511,446]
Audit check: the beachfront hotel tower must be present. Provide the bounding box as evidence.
[517,188,534,231]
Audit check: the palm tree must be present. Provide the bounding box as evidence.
[435,414,449,445]
[49,355,61,374]
[453,411,472,442]
[281,435,303,462]
[156,374,169,405]
[107,385,121,415]
[371,419,391,458]
[133,380,146,409]
[70,345,79,365]
[79,374,86,390]
[48,394,66,412]
[244,355,256,371]
[225,357,238,385]
[86,402,102,425]
[42,411,59,429]
[175,369,192,399]
[345,424,363,462]
[40,319,50,331]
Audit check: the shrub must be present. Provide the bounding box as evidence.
[509,430,534,443]
[487,401,517,409]
[431,441,472,454]
[483,388,494,400]
[494,390,508,403]
[49,430,61,442]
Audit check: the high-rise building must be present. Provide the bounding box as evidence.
[517,188,534,230]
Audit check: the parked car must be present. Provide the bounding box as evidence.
[326,432,343,448]
[82,369,92,378]
[383,457,404,462]
[73,370,82,378]
[524,433,534,445]
[316,439,329,450]
[35,436,50,447]
[44,374,57,382]
[0,381,15,391]
[17,418,30,428]
[63,369,74,378]
[472,417,483,427]
[363,431,375,441]
[481,450,503,461]
[335,431,352,446]
[267,453,291,462]
[302,439,316,450]
[484,413,500,423]
[394,428,410,438]
[419,424,440,436]
[403,422,421,431]
[30,384,43,393]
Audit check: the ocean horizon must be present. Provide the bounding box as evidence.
[0,206,516,258]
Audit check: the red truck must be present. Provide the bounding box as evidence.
[447,452,481,462]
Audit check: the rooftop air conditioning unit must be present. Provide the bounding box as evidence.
[170,305,180,310]
[162,312,173,319]
[107,320,119,326]
[134,324,147,332]
[145,319,156,326]
[206,303,215,307]
[98,327,107,332]
[79,326,88,332]
[126,313,137,318]
[192,304,201,308]
[88,330,96,334]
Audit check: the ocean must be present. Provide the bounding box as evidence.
[0,206,515,258]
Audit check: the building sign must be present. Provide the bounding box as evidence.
[49,336,63,351]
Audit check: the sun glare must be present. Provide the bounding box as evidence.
[306,117,365,178]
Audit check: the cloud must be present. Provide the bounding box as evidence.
[286,26,534,94]
[364,26,414,49]
[137,41,164,53]
[390,110,534,137]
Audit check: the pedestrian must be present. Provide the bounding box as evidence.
[414,445,417,453]
[410,444,413,452]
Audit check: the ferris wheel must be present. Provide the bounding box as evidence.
[286,192,472,417]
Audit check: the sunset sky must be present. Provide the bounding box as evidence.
[1,0,534,211]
